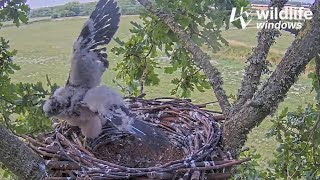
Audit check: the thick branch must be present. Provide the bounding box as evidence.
[224,1,320,155]
[234,0,288,111]
[136,0,231,115]
[0,125,46,179]
[315,54,320,85]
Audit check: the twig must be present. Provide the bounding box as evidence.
[46,161,81,170]
[2,114,18,137]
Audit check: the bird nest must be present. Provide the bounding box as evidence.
[25,97,249,180]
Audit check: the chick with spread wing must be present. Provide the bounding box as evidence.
[43,0,167,150]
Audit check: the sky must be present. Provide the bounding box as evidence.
[26,0,315,9]
[288,0,314,3]
[26,0,97,9]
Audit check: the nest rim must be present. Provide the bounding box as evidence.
[25,97,249,180]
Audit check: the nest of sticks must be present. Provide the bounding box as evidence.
[25,97,249,180]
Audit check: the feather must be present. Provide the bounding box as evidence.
[67,0,120,88]
[82,86,169,151]
[107,105,169,151]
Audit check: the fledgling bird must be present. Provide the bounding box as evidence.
[43,0,167,150]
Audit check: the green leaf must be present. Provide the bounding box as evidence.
[155,0,164,5]
[18,11,28,23]
[279,107,289,119]
[171,78,180,84]
[164,67,175,74]
[179,16,192,27]
[195,85,205,92]
[114,37,125,46]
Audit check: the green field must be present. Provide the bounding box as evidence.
[0,16,315,167]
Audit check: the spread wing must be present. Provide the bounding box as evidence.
[67,0,120,88]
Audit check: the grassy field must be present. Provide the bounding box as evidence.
[0,16,315,168]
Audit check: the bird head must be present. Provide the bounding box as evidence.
[43,87,71,117]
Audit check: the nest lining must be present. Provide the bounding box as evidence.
[25,97,249,180]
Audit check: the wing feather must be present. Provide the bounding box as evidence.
[67,0,120,88]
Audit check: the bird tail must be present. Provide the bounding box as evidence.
[129,118,169,151]
[108,105,169,152]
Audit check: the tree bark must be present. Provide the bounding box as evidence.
[0,125,46,179]
[136,0,231,115]
[233,0,288,111]
[223,1,320,154]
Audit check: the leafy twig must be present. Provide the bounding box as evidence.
[136,0,231,115]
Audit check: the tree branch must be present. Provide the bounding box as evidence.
[233,0,288,111]
[315,54,320,86]
[136,0,231,115]
[140,34,154,94]
[223,1,320,155]
[0,125,47,179]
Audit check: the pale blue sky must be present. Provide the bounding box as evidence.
[26,0,315,9]
[27,0,96,9]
